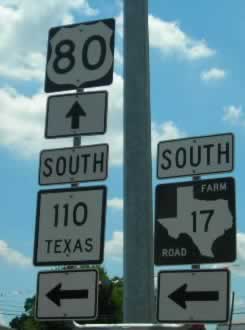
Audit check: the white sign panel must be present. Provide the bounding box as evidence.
[36,269,98,320]
[157,133,234,179]
[33,186,106,266]
[45,19,115,92]
[39,144,108,185]
[157,269,230,323]
[45,91,108,138]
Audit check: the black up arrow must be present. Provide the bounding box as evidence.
[168,284,219,309]
[46,283,88,307]
[66,101,86,129]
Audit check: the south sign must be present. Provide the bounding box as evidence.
[39,144,108,185]
[157,133,234,179]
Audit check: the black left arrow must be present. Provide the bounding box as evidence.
[66,101,86,129]
[46,283,88,307]
[168,284,219,309]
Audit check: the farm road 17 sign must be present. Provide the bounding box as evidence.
[154,177,236,265]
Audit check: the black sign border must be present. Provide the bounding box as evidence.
[38,143,109,186]
[45,91,108,138]
[156,132,234,179]
[157,269,230,323]
[44,18,115,93]
[154,177,236,266]
[33,186,107,266]
[35,269,98,320]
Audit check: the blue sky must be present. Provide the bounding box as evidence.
[0,0,245,327]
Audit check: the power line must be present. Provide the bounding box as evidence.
[0,303,24,308]
[0,310,23,314]
[0,312,22,316]
[0,308,24,312]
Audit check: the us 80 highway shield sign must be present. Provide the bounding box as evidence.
[45,18,115,93]
[154,177,236,265]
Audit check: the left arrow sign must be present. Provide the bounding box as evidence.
[46,283,89,306]
[168,283,219,309]
[66,101,86,129]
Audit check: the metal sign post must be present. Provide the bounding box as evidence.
[124,0,155,323]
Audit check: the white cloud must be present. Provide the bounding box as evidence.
[0,73,185,165]
[201,68,226,81]
[105,231,123,262]
[0,240,31,267]
[152,121,185,158]
[108,198,123,210]
[0,73,122,160]
[149,15,215,60]
[62,14,75,25]
[235,297,245,308]
[0,314,7,327]
[0,87,70,157]
[115,11,123,37]
[237,232,245,261]
[0,73,124,161]
[223,105,243,125]
[152,121,185,143]
[116,12,215,61]
[115,49,123,66]
[85,73,124,166]
[0,0,99,82]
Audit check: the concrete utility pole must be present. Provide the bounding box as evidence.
[123,0,155,323]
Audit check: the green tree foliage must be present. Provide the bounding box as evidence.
[74,267,123,325]
[9,266,123,330]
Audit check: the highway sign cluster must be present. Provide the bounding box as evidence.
[155,132,236,323]
[32,13,237,325]
[33,17,115,322]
